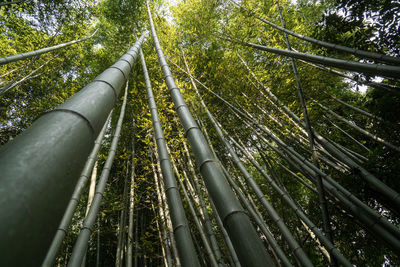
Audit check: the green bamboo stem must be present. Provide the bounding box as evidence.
[237,116,400,250]
[229,0,400,65]
[229,133,352,266]
[325,92,386,123]
[146,2,274,266]
[207,108,312,266]
[42,112,112,267]
[127,134,136,267]
[237,59,400,211]
[314,100,400,152]
[0,29,98,66]
[0,32,146,267]
[170,157,219,267]
[183,53,305,266]
[219,161,294,267]
[140,48,200,266]
[222,35,400,79]
[274,2,335,252]
[180,141,225,266]
[68,82,129,267]
[298,59,400,95]
[151,151,174,267]
[324,115,370,153]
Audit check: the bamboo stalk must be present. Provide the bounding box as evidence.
[314,100,400,152]
[42,113,111,267]
[68,82,129,267]
[221,35,400,79]
[140,48,200,266]
[0,29,98,66]
[229,0,400,65]
[146,2,275,266]
[0,33,147,267]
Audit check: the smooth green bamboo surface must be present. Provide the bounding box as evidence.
[0,32,147,267]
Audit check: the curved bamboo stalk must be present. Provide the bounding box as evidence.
[140,48,200,266]
[146,2,275,266]
[229,0,400,65]
[0,33,147,267]
[221,35,400,79]
[67,82,129,267]
[42,112,111,267]
[0,29,98,66]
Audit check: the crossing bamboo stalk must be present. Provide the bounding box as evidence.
[0,32,147,267]
[274,3,335,253]
[230,133,352,266]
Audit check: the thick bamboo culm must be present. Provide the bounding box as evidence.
[0,32,147,267]
[42,112,112,266]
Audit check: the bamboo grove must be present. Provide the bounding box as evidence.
[0,0,399,266]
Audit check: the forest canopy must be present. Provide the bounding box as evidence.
[0,0,399,266]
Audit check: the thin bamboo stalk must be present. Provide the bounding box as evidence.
[221,35,400,79]
[183,52,303,266]
[274,2,335,252]
[325,93,385,123]
[0,29,98,66]
[179,139,225,266]
[151,151,173,267]
[140,48,200,266]
[230,133,351,266]
[324,115,370,153]
[314,100,400,152]
[146,2,275,266]
[229,0,400,65]
[170,156,219,267]
[298,59,400,95]
[67,83,129,267]
[127,133,136,267]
